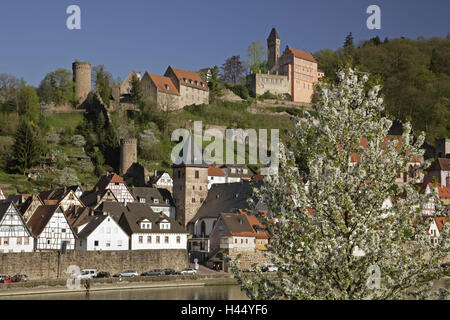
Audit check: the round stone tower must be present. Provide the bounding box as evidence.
[120,138,137,175]
[72,61,92,104]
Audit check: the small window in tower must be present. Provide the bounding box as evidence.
[192,198,196,203]
[195,170,199,179]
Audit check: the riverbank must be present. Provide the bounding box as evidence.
[0,274,237,298]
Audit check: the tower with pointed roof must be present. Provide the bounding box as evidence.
[267,27,280,71]
[172,133,209,230]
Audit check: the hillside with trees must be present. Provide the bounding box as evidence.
[314,34,450,144]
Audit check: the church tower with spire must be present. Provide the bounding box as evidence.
[267,27,280,71]
[172,133,209,229]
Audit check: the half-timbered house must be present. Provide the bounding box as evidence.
[93,173,135,204]
[0,202,35,253]
[27,205,76,251]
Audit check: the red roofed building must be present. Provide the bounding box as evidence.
[207,167,227,190]
[141,66,209,110]
[93,173,135,204]
[421,215,448,245]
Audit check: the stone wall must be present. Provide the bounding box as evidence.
[227,248,272,270]
[0,249,188,280]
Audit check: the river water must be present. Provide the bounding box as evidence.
[2,278,448,300]
[1,285,249,300]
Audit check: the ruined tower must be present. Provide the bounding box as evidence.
[72,61,92,105]
[120,138,137,175]
[267,28,280,71]
[172,134,208,229]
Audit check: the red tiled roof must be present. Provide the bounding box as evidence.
[27,205,58,237]
[208,167,226,177]
[350,137,421,163]
[286,46,317,63]
[94,173,125,191]
[423,182,450,199]
[168,66,209,92]
[147,73,180,96]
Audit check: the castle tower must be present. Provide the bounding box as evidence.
[172,134,208,229]
[120,138,137,175]
[72,61,92,105]
[267,28,280,71]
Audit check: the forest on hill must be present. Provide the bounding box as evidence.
[314,34,450,144]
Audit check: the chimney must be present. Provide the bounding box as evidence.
[154,169,157,176]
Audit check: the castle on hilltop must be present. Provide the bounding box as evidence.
[247,28,324,104]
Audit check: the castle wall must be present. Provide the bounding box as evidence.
[179,85,209,107]
[0,249,188,280]
[247,73,290,97]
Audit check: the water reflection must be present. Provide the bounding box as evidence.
[1,285,249,300]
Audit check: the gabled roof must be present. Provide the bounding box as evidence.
[132,187,174,207]
[39,187,84,206]
[80,189,118,208]
[118,202,187,235]
[421,182,450,199]
[208,167,226,177]
[27,205,67,237]
[17,194,44,215]
[94,173,131,195]
[145,72,180,96]
[428,158,450,171]
[220,213,255,237]
[166,66,208,92]
[150,171,172,185]
[172,133,208,168]
[77,214,125,239]
[0,201,34,237]
[190,181,262,223]
[243,211,270,239]
[285,46,317,63]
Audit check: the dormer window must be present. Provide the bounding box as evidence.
[160,221,170,230]
[195,81,198,86]
[189,80,193,84]
[153,198,159,204]
[139,197,146,203]
[139,219,151,229]
[201,82,205,87]
[165,84,170,90]
[184,78,187,83]
[165,199,169,204]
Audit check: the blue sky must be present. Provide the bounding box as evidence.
[0,0,449,86]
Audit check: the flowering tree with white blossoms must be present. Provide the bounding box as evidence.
[232,67,449,299]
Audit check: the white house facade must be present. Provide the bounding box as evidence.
[76,214,129,251]
[0,202,35,253]
[27,205,76,251]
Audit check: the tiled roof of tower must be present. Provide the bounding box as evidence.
[168,66,208,92]
[350,137,421,163]
[147,73,180,96]
[286,46,317,63]
[267,27,280,40]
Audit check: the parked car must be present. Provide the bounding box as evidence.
[180,268,198,275]
[94,271,110,279]
[113,270,139,278]
[70,269,97,280]
[163,269,177,275]
[11,274,28,282]
[261,264,278,272]
[141,269,165,276]
[0,275,11,283]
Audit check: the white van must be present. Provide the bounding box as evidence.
[72,269,97,280]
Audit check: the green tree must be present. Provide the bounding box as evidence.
[208,66,224,103]
[8,121,44,174]
[130,73,143,105]
[93,65,112,106]
[232,67,449,300]
[247,41,267,74]
[37,69,76,105]
[18,86,40,123]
